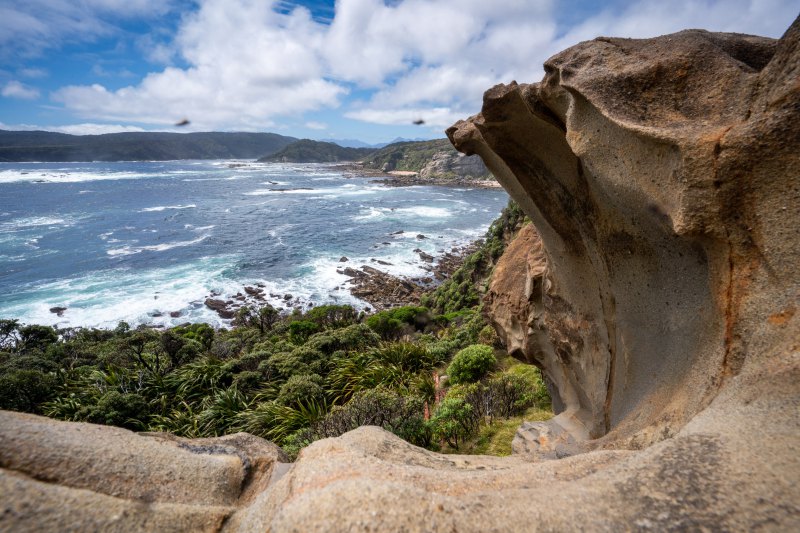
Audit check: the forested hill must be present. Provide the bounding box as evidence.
[0,130,297,162]
[257,139,376,163]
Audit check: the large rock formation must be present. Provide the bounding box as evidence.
[2,20,799,532]
[451,21,800,449]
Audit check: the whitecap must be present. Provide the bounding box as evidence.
[0,216,72,232]
[107,235,209,256]
[353,205,453,222]
[140,204,197,212]
[0,170,153,184]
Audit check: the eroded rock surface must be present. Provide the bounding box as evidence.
[451,22,800,449]
[2,20,799,532]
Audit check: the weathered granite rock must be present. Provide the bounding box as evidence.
[0,410,289,531]
[204,298,235,319]
[450,21,800,450]
[2,20,799,533]
[483,225,549,367]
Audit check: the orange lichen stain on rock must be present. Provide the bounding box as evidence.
[768,306,796,326]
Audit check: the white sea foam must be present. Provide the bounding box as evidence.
[0,170,153,184]
[107,235,209,256]
[2,257,240,329]
[0,216,73,232]
[245,183,384,198]
[353,205,453,221]
[140,204,197,212]
[244,188,326,196]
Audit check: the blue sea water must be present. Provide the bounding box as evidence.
[0,160,508,328]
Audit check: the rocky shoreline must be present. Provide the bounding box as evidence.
[196,240,480,321]
[333,162,501,189]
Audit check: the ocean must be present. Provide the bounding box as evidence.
[0,160,508,329]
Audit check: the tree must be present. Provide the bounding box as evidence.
[0,369,57,412]
[234,305,280,334]
[18,325,58,354]
[446,344,496,384]
[429,396,477,449]
[0,319,19,350]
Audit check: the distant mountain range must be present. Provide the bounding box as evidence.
[320,137,431,149]
[0,131,490,182]
[0,130,442,162]
[0,130,297,162]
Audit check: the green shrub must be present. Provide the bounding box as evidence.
[178,323,215,349]
[78,391,150,430]
[326,343,435,403]
[277,374,325,406]
[163,356,232,401]
[0,354,59,374]
[237,400,327,445]
[305,323,380,354]
[288,320,321,343]
[0,369,57,412]
[478,325,499,346]
[263,352,309,380]
[18,325,59,354]
[230,350,273,373]
[234,305,280,333]
[312,387,429,447]
[447,344,496,385]
[365,306,429,339]
[233,370,263,392]
[197,388,249,435]
[508,364,551,408]
[290,346,328,375]
[305,305,358,329]
[429,396,477,449]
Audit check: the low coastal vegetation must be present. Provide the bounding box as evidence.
[0,202,549,458]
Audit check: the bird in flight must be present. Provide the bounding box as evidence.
[412,118,425,125]
[175,118,190,127]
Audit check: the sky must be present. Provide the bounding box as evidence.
[0,0,797,144]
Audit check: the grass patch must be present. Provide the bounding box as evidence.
[441,405,553,456]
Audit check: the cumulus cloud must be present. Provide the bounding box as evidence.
[0,122,147,134]
[0,0,176,58]
[47,0,799,131]
[338,0,798,128]
[54,0,346,130]
[2,81,40,100]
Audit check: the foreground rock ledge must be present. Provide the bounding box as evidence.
[2,21,799,531]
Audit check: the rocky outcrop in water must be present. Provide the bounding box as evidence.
[2,20,799,532]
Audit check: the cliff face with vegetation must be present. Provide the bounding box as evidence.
[361,138,491,180]
[1,20,799,531]
[257,139,375,162]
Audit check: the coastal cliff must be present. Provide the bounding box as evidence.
[2,20,799,532]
